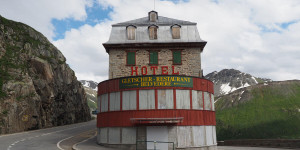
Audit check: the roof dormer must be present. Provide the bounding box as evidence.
[148,10,158,22]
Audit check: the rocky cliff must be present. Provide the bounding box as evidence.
[0,15,91,134]
[205,69,271,96]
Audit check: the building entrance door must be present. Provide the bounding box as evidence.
[146,126,168,150]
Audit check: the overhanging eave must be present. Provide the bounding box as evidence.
[102,42,207,53]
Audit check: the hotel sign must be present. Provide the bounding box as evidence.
[120,76,193,89]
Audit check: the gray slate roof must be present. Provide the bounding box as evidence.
[103,12,206,52]
[112,16,197,27]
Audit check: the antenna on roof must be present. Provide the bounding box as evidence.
[154,0,155,10]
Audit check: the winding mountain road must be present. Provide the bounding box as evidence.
[0,120,96,150]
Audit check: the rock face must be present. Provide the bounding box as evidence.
[0,16,91,134]
[205,69,271,96]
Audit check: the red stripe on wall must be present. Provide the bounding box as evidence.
[97,110,216,127]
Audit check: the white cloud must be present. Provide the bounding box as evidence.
[0,0,92,39]
[53,22,111,82]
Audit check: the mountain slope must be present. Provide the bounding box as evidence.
[215,80,300,140]
[0,15,91,134]
[80,80,98,90]
[205,69,271,96]
[80,80,98,111]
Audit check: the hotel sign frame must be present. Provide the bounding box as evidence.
[119,75,193,89]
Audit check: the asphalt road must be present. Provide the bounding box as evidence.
[0,120,96,150]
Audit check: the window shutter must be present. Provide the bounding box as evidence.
[153,27,157,39]
[149,51,158,65]
[149,26,158,40]
[150,13,157,22]
[172,26,180,39]
[127,26,135,40]
[153,51,158,64]
[127,52,135,65]
[150,52,154,64]
[173,51,181,64]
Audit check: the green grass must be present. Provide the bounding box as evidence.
[216,83,300,140]
[87,98,97,110]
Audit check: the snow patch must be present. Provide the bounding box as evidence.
[251,76,258,84]
[244,83,250,87]
[220,83,232,95]
[88,99,96,103]
[83,82,90,87]
[238,91,245,101]
[214,97,221,104]
[264,83,268,85]
[87,93,96,97]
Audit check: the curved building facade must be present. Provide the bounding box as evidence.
[97,11,216,150]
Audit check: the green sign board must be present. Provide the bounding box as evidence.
[119,76,193,89]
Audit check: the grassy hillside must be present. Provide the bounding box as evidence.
[87,94,97,110]
[215,81,300,141]
[83,87,97,111]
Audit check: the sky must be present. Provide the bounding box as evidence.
[0,0,300,82]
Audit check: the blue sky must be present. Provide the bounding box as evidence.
[52,4,113,40]
[51,0,186,40]
[0,0,300,82]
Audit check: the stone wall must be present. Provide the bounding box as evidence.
[109,48,202,79]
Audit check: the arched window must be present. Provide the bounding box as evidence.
[148,25,158,40]
[126,25,136,40]
[148,11,158,22]
[171,24,181,39]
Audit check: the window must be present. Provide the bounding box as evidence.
[173,50,181,64]
[126,51,135,65]
[149,11,158,22]
[171,24,181,39]
[127,25,136,40]
[149,25,158,40]
[149,51,158,65]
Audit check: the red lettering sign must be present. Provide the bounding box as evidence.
[161,66,168,75]
[150,66,158,75]
[141,66,147,75]
[172,66,179,75]
[131,66,179,76]
[131,66,138,75]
